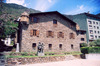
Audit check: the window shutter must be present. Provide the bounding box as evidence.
[30,30,33,36]
[36,30,39,37]
[46,31,48,37]
[57,32,59,38]
[62,33,64,38]
[73,34,75,39]
[52,32,54,37]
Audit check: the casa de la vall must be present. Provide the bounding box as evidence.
[17,11,87,52]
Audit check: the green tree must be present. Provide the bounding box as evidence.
[89,39,100,47]
[81,43,88,47]
[0,20,18,38]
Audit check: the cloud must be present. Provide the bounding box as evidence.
[34,0,56,12]
[48,0,52,3]
[6,0,27,7]
[65,5,92,15]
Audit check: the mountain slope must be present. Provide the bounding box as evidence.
[0,3,40,21]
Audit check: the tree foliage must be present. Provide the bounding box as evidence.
[0,19,18,38]
[89,39,100,47]
[81,43,88,47]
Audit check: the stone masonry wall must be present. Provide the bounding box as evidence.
[20,13,86,52]
[7,55,81,65]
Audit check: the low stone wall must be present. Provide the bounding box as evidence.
[6,55,81,66]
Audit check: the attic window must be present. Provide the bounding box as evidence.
[33,17,38,23]
[53,19,57,27]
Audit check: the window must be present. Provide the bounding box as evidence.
[53,19,57,27]
[47,31,54,37]
[93,21,95,24]
[90,30,93,34]
[80,31,85,35]
[96,22,98,25]
[81,38,84,41]
[58,32,64,38]
[97,27,99,29]
[89,25,92,28]
[33,17,38,23]
[53,19,57,24]
[95,36,97,38]
[48,44,52,50]
[70,33,75,39]
[94,26,96,29]
[32,43,36,50]
[99,36,100,38]
[90,35,94,39]
[59,44,62,50]
[98,31,100,34]
[30,29,39,37]
[88,21,92,24]
[71,44,74,49]
[94,31,96,33]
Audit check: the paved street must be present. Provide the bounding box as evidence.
[18,59,100,66]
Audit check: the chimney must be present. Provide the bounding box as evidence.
[88,11,90,14]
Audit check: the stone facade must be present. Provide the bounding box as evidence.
[19,11,86,52]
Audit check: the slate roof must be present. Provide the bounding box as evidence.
[29,11,76,25]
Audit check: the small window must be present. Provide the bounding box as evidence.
[80,31,85,35]
[90,35,94,39]
[95,36,97,38]
[98,31,100,34]
[48,44,52,50]
[30,29,39,37]
[58,32,64,38]
[33,17,38,23]
[96,22,98,25]
[88,21,92,24]
[70,33,75,39]
[99,36,100,38]
[71,44,74,49]
[94,26,96,29]
[90,30,93,34]
[89,25,92,27]
[47,31,54,37]
[53,19,57,27]
[81,38,84,41]
[94,31,96,33]
[97,27,99,29]
[53,19,57,24]
[93,21,95,24]
[59,44,62,50]
[32,43,36,50]
[33,30,37,36]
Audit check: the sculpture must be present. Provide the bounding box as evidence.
[37,42,44,56]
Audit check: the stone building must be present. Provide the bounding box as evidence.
[17,11,86,52]
[71,13,100,43]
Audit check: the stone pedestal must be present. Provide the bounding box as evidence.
[37,53,44,56]
[16,43,19,52]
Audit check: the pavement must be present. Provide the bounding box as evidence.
[18,59,100,66]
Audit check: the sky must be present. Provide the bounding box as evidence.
[6,0,100,15]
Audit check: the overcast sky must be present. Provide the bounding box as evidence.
[6,0,100,15]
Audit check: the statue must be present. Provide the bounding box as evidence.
[37,42,44,56]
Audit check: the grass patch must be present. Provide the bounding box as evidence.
[6,51,81,58]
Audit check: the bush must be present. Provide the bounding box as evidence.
[81,47,100,54]
[81,43,88,47]
[21,52,28,56]
[81,47,89,54]
[89,47,100,53]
